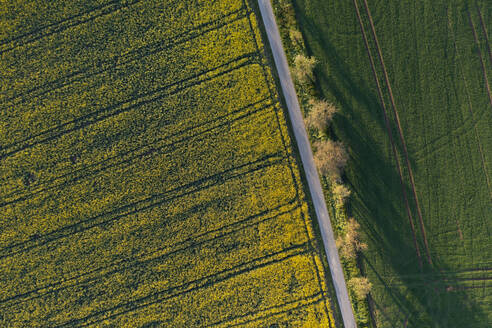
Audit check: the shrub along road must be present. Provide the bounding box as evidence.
[257,1,357,327]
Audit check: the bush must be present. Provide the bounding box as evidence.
[289,28,303,45]
[292,54,316,84]
[305,99,337,131]
[348,277,372,301]
[336,218,367,259]
[313,140,348,181]
[332,182,351,206]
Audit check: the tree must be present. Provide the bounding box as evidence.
[292,54,316,84]
[336,218,367,260]
[348,276,372,301]
[332,182,351,206]
[305,98,337,131]
[313,139,348,181]
[289,28,303,46]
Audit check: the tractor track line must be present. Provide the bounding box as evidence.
[379,266,492,280]
[448,13,492,199]
[361,0,432,266]
[475,3,492,65]
[467,9,492,107]
[352,0,423,269]
[0,0,141,56]
[0,0,119,47]
[443,276,492,282]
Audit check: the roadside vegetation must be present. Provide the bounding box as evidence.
[272,0,374,326]
[279,0,492,327]
[0,1,337,326]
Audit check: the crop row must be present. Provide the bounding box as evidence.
[0,62,270,207]
[0,0,335,326]
[2,208,314,325]
[0,11,256,150]
[0,93,281,247]
[0,0,245,89]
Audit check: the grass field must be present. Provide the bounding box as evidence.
[0,0,338,326]
[290,0,492,326]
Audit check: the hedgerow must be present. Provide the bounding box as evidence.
[272,0,373,326]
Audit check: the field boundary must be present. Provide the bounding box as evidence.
[241,1,334,321]
[257,1,356,327]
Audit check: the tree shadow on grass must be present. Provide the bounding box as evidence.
[291,1,489,327]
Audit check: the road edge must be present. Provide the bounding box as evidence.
[256,1,357,327]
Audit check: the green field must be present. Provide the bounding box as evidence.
[0,1,338,326]
[290,0,492,327]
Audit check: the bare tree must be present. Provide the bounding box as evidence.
[348,276,372,301]
[313,139,348,181]
[332,182,351,205]
[292,54,316,84]
[336,218,367,259]
[289,28,303,45]
[304,99,337,131]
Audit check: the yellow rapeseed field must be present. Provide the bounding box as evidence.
[0,0,336,326]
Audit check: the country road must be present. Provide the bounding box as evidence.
[257,1,357,327]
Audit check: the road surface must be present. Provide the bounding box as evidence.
[257,1,357,327]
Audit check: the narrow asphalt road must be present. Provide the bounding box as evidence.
[257,1,357,327]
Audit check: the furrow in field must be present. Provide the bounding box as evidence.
[450,13,492,200]
[0,99,271,205]
[101,254,323,328]
[381,266,492,279]
[0,0,141,55]
[352,0,423,268]
[0,52,259,161]
[0,1,116,46]
[467,9,492,107]
[0,202,300,309]
[205,293,325,328]
[0,0,245,102]
[52,247,313,327]
[361,0,432,265]
[448,284,492,291]
[0,67,273,205]
[0,8,248,108]
[0,14,258,154]
[412,108,489,162]
[443,276,492,283]
[0,99,274,230]
[0,107,288,254]
[1,201,303,312]
[475,3,492,66]
[0,162,300,304]
[0,150,286,257]
[0,0,245,99]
